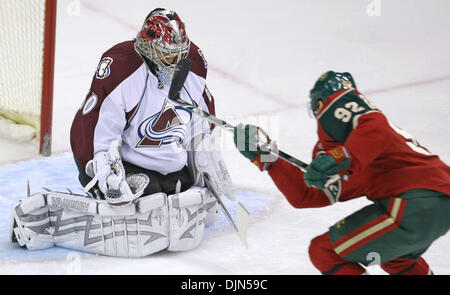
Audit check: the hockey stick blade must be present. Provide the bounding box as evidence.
[168,59,192,101]
[237,202,250,248]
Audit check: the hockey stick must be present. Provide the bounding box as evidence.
[168,59,309,172]
[204,174,249,247]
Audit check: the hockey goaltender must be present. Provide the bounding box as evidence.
[10,8,234,258]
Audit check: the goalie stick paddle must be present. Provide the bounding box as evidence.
[168,59,309,171]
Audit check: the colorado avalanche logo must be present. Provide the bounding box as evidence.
[96,57,113,79]
[136,99,192,148]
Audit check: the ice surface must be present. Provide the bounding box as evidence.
[0,0,449,274]
[0,153,278,272]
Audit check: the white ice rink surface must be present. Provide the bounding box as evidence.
[0,0,449,275]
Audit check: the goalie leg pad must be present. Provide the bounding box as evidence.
[12,194,54,250]
[167,186,208,252]
[204,190,219,226]
[51,193,170,258]
[11,192,170,257]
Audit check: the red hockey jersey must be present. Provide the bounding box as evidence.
[268,89,450,208]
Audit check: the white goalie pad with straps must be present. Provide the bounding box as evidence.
[11,186,216,257]
[167,186,209,252]
[187,132,235,201]
[12,191,170,258]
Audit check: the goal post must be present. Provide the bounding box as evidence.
[41,0,57,156]
[0,0,57,157]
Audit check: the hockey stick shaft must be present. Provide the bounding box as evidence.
[205,175,250,248]
[204,174,250,248]
[171,98,308,171]
[169,59,309,171]
[204,175,239,233]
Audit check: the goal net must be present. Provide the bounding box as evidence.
[0,0,57,156]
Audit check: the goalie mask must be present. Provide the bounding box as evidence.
[135,8,190,74]
[308,71,357,117]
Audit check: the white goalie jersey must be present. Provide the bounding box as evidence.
[70,40,215,176]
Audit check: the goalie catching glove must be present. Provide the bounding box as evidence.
[233,124,278,171]
[84,140,148,206]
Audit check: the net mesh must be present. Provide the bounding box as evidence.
[0,0,46,130]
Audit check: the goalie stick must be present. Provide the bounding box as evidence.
[168,59,309,172]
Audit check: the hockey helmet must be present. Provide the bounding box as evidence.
[309,71,357,117]
[135,8,190,72]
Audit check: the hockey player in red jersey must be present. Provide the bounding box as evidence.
[11,8,233,257]
[234,71,450,275]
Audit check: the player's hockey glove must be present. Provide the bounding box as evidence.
[233,123,278,171]
[303,146,350,190]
